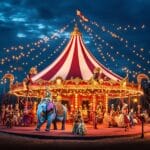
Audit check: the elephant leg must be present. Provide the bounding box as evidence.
[62,112,67,130]
[46,115,53,131]
[61,119,65,130]
[53,119,57,130]
[35,120,45,131]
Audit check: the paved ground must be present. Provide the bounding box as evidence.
[0,123,150,150]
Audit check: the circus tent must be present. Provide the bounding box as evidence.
[31,25,122,82]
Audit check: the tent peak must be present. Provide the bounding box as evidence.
[71,24,82,37]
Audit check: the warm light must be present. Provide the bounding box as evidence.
[122,81,126,87]
[56,77,62,85]
[133,98,138,103]
[56,95,62,101]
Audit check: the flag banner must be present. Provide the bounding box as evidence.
[76,10,89,22]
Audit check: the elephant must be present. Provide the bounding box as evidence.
[53,101,67,130]
[35,98,67,132]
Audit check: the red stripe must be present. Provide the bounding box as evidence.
[66,36,82,79]
[80,38,122,80]
[79,37,95,74]
[80,37,109,80]
[41,38,74,80]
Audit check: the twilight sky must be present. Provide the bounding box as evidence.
[0,0,150,94]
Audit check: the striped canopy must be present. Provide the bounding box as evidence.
[31,26,122,82]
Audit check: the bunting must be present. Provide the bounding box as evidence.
[76,10,89,22]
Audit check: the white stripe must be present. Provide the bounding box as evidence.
[77,36,93,80]
[80,38,120,81]
[51,36,77,80]
[31,37,74,81]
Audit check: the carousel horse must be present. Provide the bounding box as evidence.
[35,98,67,131]
[115,113,126,127]
[115,104,130,131]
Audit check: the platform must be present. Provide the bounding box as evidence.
[0,123,150,140]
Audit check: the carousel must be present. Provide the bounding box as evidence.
[2,25,145,126]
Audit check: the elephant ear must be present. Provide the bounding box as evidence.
[56,103,64,116]
[47,102,54,113]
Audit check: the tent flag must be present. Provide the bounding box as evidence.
[76,10,89,22]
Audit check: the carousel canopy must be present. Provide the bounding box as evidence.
[31,25,122,82]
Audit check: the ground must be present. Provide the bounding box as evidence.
[0,132,150,150]
[0,123,150,150]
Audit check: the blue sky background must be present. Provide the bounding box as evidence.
[0,0,150,94]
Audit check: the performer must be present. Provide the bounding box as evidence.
[93,67,101,81]
[82,104,89,122]
[5,104,13,128]
[26,67,37,90]
[110,104,115,115]
[129,108,135,127]
[116,105,121,114]
[13,103,20,126]
[96,101,104,123]
[72,110,87,135]
[122,103,130,131]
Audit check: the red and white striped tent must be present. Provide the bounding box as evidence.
[31,26,122,82]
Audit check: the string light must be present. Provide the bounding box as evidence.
[90,21,148,63]
[79,19,149,79]
[31,38,68,69]
[87,21,149,71]
[1,20,73,66]
[0,21,74,80]
[112,23,146,31]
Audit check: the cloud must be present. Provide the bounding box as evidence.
[37,24,45,29]
[0,0,150,94]
[0,13,7,22]
[17,33,26,38]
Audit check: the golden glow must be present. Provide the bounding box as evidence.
[71,24,82,36]
[122,81,126,87]
[56,77,63,85]
[92,94,96,111]
[56,95,62,101]
[105,93,108,113]
[133,98,138,103]
[75,93,78,109]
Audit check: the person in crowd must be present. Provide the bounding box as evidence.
[72,110,87,135]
